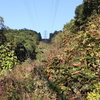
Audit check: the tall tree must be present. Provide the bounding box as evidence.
[0,16,4,28]
[83,0,100,16]
[0,16,6,45]
[74,0,100,28]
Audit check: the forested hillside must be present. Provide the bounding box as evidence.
[0,0,100,100]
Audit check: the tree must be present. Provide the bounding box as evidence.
[83,0,100,16]
[74,0,100,30]
[0,16,4,29]
[75,4,85,26]
[0,16,6,45]
[15,43,27,62]
[75,4,84,18]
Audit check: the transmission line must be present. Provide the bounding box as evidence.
[23,0,38,29]
[32,0,39,27]
[51,0,60,32]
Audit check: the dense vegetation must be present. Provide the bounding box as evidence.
[0,0,100,99]
[0,19,42,99]
[44,0,100,99]
[45,14,100,99]
[4,29,41,61]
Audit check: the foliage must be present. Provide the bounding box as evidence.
[0,1,100,99]
[0,16,5,29]
[72,0,100,32]
[0,78,35,100]
[0,62,36,100]
[0,30,6,45]
[83,0,100,15]
[0,43,17,74]
[87,83,100,100]
[5,29,41,61]
[45,14,100,99]
[0,16,6,45]
[15,43,27,62]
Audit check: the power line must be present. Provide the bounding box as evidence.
[23,0,59,37]
[32,0,39,27]
[51,0,60,32]
[23,0,38,29]
[23,0,34,28]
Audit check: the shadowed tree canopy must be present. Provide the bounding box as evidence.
[73,0,100,31]
[83,0,100,16]
[0,16,6,45]
[0,16,4,25]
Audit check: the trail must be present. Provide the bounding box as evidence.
[31,42,59,100]
[27,41,63,100]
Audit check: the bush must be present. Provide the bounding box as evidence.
[0,43,17,75]
[5,29,40,61]
[87,83,100,100]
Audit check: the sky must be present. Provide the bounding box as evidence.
[0,0,83,38]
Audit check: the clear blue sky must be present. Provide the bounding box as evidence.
[0,0,83,38]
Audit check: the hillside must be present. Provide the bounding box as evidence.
[0,0,100,100]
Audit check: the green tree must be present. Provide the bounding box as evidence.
[0,16,4,26]
[0,16,6,45]
[5,29,41,61]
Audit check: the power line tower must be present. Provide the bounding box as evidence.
[44,30,47,39]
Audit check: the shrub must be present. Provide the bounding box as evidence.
[87,83,100,100]
[0,43,17,75]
